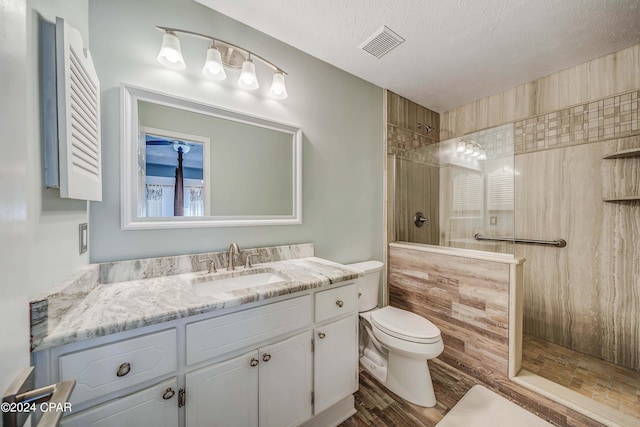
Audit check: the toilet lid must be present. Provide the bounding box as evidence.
[370,306,441,343]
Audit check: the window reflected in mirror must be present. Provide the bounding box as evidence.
[137,126,209,218]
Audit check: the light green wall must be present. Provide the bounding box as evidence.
[26,0,91,295]
[89,0,384,264]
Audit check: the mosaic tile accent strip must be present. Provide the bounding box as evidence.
[387,124,439,160]
[514,90,640,154]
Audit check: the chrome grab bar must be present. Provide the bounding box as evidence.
[474,233,567,248]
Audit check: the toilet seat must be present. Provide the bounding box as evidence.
[371,306,441,344]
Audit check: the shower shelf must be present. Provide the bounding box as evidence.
[602,147,639,202]
[603,148,640,159]
[603,196,640,202]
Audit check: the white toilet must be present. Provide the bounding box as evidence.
[348,260,444,407]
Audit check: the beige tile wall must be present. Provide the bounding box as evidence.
[441,45,640,141]
[386,92,441,245]
[438,43,640,371]
[388,244,605,426]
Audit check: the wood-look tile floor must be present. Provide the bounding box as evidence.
[339,359,478,427]
[522,334,640,420]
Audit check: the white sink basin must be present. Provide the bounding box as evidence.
[192,270,291,296]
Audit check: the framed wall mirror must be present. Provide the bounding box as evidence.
[121,84,302,229]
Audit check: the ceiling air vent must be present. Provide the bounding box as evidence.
[358,26,405,59]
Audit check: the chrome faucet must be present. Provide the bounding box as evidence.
[227,242,240,271]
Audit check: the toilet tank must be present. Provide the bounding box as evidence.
[347,261,383,312]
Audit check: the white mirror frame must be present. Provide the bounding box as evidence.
[121,84,302,230]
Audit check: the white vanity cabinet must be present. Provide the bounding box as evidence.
[312,285,359,415]
[60,377,179,427]
[58,329,177,406]
[34,281,358,427]
[313,316,358,414]
[185,331,312,427]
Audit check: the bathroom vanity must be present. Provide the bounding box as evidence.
[31,245,362,427]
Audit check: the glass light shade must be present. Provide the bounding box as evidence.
[465,142,474,154]
[456,140,466,152]
[238,59,259,90]
[269,72,288,100]
[202,47,226,80]
[472,145,480,157]
[157,32,186,70]
[478,150,487,160]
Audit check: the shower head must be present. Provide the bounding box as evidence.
[417,123,435,134]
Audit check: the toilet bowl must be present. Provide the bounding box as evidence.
[348,261,444,407]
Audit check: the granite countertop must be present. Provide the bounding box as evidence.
[31,255,362,352]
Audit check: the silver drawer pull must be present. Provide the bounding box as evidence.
[336,300,344,308]
[317,332,326,339]
[162,388,175,400]
[116,362,131,377]
[262,353,271,362]
[250,358,259,367]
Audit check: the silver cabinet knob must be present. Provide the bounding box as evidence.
[317,332,326,339]
[250,358,259,367]
[335,300,344,308]
[262,353,271,362]
[116,362,131,377]
[162,388,175,400]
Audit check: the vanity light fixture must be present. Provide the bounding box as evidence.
[457,139,486,160]
[156,26,288,99]
[465,142,474,154]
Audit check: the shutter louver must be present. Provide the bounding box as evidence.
[487,170,514,211]
[56,17,102,201]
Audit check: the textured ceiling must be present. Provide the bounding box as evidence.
[195,0,640,113]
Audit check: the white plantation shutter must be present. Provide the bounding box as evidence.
[487,169,514,210]
[452,170,483,215]
[56,17,102,201]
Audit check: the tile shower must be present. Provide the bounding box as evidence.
[386,43,640,426]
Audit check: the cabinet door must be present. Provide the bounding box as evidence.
[314,316,358,414]
[259,331,312,427]
[60,378,178,427]
[186,350,259,427]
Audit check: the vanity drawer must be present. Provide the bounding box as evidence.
[59,329,177,406]
[186,295,311,366]
[315,284,357,322]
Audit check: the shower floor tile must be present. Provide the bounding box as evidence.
[522,334,640,420]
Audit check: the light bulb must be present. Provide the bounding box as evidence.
[479,150,487,160]
[269,71,288,100]
[238,58,259,90]
[202,46,226,80]
[456,140,466,153]
[472,146,480,157]
[157,32,186,70]
[465,142,473,154]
